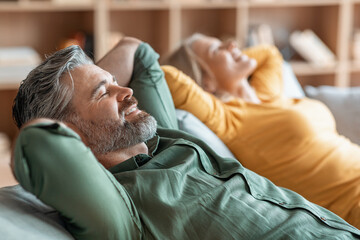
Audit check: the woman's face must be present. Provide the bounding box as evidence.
[191,35,257,93]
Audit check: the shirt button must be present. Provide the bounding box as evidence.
[320,217,326,221]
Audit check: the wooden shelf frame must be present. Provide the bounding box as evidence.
[0,0,360,87]
[0,1,95,11]
[1,0,360,141]
[248,0,341,8]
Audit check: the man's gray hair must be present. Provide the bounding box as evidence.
[12,45,93,128]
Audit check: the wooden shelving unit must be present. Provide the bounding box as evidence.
[1,0,359,87]
[1,0,360,139]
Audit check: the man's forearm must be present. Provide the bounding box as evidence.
[12,119,142,239]
[97,37,142,87]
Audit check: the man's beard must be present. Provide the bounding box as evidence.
[69,98,157,155]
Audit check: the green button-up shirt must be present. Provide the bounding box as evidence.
[108,128,360,239]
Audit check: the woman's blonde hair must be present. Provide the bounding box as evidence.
[161,33,215,89]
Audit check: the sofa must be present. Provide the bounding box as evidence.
[0,62,358,239]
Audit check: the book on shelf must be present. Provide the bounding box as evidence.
[289,29,336,67]
[248,24,275,46]
[0,46,41,87]
[248,24,295,61]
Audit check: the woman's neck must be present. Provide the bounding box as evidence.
[216,78,261,104]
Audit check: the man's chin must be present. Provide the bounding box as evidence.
[115,113,157,149]
[70,110,157,155]
[135,113,157,142]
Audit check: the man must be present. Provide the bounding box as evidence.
[12,37,360,239]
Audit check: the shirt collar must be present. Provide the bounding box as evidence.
[108,134,160,174]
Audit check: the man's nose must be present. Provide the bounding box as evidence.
[115,86,133,102]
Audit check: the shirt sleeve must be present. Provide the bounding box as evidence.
[130,43,178,130]
[162,65,245,141]
[243,45,284,102]
[13,122,142,240]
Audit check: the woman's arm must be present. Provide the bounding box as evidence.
[162,65,245,140]
[243,45,284,102]
[12,119,142,239]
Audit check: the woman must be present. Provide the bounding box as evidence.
[161,33,360,228]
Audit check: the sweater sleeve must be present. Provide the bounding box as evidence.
[161,65,245,141]
[13,122,142,240]
[243,45,284,103]
[130,43,178,130]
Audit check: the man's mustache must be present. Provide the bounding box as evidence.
[119,97,139,114]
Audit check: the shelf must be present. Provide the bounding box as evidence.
[0,0,358,88]
[179,1,237,9]
[0,1,95,11]
[180,8,236,39]
[1,0,360,142]
[290,61,338,76]
[249,5,339,56]
[109,9,170,56]
[248,0,341,8]
[349,71,360,86]
[109,1,170,10]
[0,11,94,56]
[110,0,237,10]
[0,83,21,90]
[351,61,360,72]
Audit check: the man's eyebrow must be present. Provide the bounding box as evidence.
[91,79,107,99]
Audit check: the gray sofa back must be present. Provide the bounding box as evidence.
[0,185,73,240]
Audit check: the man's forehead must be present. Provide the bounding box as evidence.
[70,64,109,86]
[66,64,112,102]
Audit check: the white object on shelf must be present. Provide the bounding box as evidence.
[0,65,37,85]
[290,29,336,67]
[249,24,275,46]
[0,47,41,88]
[0,47,41,67]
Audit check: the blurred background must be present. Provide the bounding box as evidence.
[1,0,360,186]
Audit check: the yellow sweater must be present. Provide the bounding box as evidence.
[161,45,360,228]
